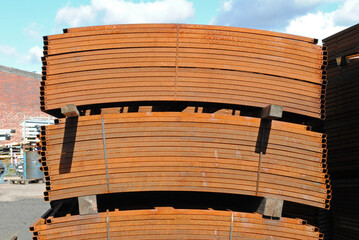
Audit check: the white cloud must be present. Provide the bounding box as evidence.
[292,0,335,7]
[24,46,43,65]
[222,0,233,12]
[0,45,19,57]
[0,45,42,71]
[211,0,358,43]
[23,23,44,40]
[55,0,195,28]
[211,0,330,31]
[333,0,359,25]
[285,0,359,43]
[55,5,96,27]
[285,12,345,43]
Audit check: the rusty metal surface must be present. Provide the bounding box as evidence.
[324,24,359,239]
[30,207,323,239]
[323,23,359,62]
[41,24,327,119]
[38,112,330,208]
[30,24,333,239]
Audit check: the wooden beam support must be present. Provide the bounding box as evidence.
[261,104,283,120]
[61,104,80,117]
[78,195,98,215]
[257,197,284,218]
[336,55,351,66]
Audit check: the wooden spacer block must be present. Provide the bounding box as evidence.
[336,56,351,66]
[336,56,342,66]
[182,106,196,113]
[61,104,80,117]
[257,197,283,218]
[261,105,283,120]
[78,195,98,215]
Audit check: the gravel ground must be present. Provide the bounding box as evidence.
[0,182,50,240]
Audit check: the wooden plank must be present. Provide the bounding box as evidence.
[61,104,79,117]
[257,197,284,218]
[78,195,98,215]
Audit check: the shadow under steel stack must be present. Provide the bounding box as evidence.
[31,24,329,239]
[323,24,359,240]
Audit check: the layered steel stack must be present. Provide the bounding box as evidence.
[323,24,359,239]
[30,207,323,239]
[40,24,326,119]
[31,24,329,239]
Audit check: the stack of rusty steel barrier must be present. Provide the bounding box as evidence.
[30,207,323,239]
[39,112,330,208]
[40,24,326,119]
[323,24,359,240]
[31,24,329,239]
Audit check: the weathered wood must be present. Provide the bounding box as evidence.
[78,195,98,215]
[61,104,80,117]
[261,104,283,120]
[257,197,284,218]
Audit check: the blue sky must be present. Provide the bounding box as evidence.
[0,0,358,73]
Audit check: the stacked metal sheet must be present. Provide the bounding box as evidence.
[31,24,329,239]
[41,24,327,119]
[30,207,323,240]
[323,23,359,239]
[38,112,330,208]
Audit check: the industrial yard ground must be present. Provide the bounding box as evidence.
[0,181,49,240]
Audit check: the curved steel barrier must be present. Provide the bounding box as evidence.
[38,112,330,208]
[41,24,327,119]
[30,207,323,239]
[31,24,331,239]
